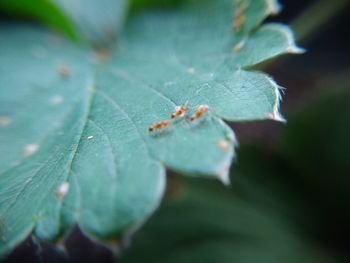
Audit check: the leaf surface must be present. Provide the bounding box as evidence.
[0,0,301,255]
[53,0,129,46]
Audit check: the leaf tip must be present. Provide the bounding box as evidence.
[264,23,305,56]
[266,111,286,123]
[277,24,305,55]
[265,0,282,15]
[286,45,306,54]
[216,164,231,186]
[214,125,237,186]
[265,76,286,123]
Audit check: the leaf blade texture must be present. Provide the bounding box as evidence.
[0,0,302,255]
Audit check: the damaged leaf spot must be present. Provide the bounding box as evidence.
[0,116,11,127]
[218,139,230,152]
[22,144,39,157]
[187,67,195,74]
[55,182,70,199]
[57,64,71,79]
[50,95,64,105]
[94,48,110,61]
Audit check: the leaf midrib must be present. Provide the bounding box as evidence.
[56,72,98,225]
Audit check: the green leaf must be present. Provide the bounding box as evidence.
[121,177,332,263]
[129,0,185,11]
[279,71,350,197]
[53,0,129,46]
[122,72,350,263]
[0,0,79,40]
[0,0,130,46]
[0,0,302,256]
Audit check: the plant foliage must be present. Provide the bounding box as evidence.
[0,0,302,256]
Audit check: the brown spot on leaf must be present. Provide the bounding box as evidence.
[218,139,230,152]
[58,64,71,79]
[94,48,110,61]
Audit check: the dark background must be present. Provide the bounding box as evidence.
[3,0,350,262]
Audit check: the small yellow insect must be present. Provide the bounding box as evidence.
[171,101,189,119]
[148,120,171,132]
[233,1,249,32]
[188,105,209,121]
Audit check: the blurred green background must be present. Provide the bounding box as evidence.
[2,0,350,262]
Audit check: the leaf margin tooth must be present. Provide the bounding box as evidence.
[265,0,282,16]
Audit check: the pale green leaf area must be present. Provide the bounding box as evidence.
[53,0,129,46]
[0,0,302,256]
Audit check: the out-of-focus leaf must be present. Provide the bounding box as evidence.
[0,0,78,40]
[0,0,301,256]
[0,0,129,46]
[53,0,129,46]
[280,72,350,197]
[121,176,333,263]
[129,0,185,11]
